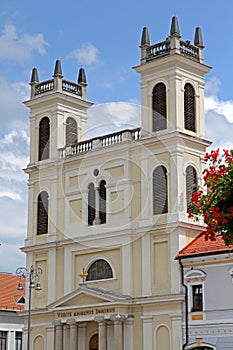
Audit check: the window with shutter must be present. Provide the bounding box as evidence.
[66,117,77,146]
[184,83,196,132]
[38,117,50,161]
[192,284,203,312]
[37,191,48,235]
[88,183,95,226]
[86,259,113,281]
[99,180,106,224]
[152,82,167,132]
[186,165,197,212]
[153,165,168,215]
[0,331,7,350]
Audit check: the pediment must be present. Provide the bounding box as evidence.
[49,285,131,310]
[59,292,111,308]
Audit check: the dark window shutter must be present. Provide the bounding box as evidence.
[152,83,167,131]
[99,180,106,224]
[66,117,77,146]
[86,259,113,281]
[37,191,48,235]
[184,83,196,132]
[186,165,197,211]
[153,165,168,214]
[192,284,203,311]
[88,183,95,226]
[39,117,50,160]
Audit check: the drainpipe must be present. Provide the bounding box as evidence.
[179,258,188,349]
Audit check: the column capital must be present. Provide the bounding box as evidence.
[94,315,105,323]
[110,313,126,322]
[67,318,76,325]
[52,319,62,327]
[78,322,87,329]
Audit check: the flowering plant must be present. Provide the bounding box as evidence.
[189,149,233,245]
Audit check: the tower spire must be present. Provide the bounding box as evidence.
[194,27,204,47]
[78,67,87,85]
[30,67,39,83]
[140,27,150,46]
[53,59,63,77]
[170,16,180,36]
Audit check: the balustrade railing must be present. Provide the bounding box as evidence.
[100,131,123,147]
[180,40,199,61]
[59,128,141,158]
[34,79,82,97]
[62,80,82,96]
[35,80,54,95]
[146,40,170,61]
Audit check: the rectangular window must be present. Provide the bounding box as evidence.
[0,331,7,350]
[192,284,203,312]
[15,332,22,350]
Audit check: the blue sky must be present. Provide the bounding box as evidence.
[1,0,233,272]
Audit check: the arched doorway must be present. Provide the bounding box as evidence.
[89,334,98,350]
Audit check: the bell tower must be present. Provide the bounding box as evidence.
[24,60,93,165]
[134,16,211,139]
[134,16,211,223]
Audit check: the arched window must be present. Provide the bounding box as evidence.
[186,165,198,212]
[99,180,106,224]
[184,83,196,132]
[153,165,168,215]
[37,191,48,235]
[89,334,98,350]
[88,183,95,226]
[38,117,50,161]
[66,117,77,146]
[86,259,113,281]
[152,82,167,132]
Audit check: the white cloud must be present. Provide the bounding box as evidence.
[0,77,29,129]
[205,76,221,97]
[87,101,141,139]
[68,43,99,66]
[205,95,233,123]
[0,24,48,62]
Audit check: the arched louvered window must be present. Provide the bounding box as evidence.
[88,183,95,226]
[152,82,167,132]
[153,165,168,215]
[66,117,77,146]
[86,259,113,281]
[99,180,106,224]
[37,191,48,235]
[186,165,198,212]
[38,117,50,161]
[184,83,196,132]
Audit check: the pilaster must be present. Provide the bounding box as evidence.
[78,323,86,350]
[142,315,153,350]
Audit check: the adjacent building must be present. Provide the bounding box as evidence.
[176,233,233,349]
[21,16,212,350]
[0,273,24,350]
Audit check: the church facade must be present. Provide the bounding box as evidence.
[21,16,211,350]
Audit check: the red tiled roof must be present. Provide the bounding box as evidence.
[176,232,233,259]
[0,273,25,310]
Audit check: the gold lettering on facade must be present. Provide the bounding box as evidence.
[56,307,116,318]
